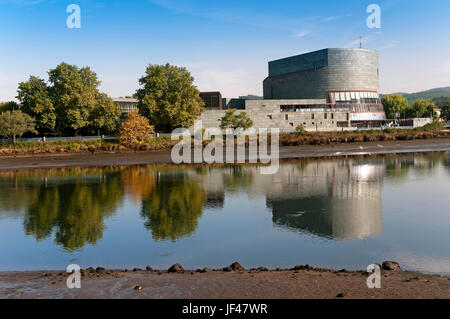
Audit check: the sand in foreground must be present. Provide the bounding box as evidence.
[1,268,449,299]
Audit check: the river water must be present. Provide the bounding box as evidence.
[1,152,449,274]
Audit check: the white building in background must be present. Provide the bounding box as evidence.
[113,98,139,115]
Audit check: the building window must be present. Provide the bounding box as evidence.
[311,114,315,120]
[331,113,334,119]
[285,114,289,120]
[267,115,272,120]
[324,113,328,119]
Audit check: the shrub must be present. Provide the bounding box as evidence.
[414,121,444,132]
[295,124,309,136]
[118,111,154,147]
[219,109,253,131]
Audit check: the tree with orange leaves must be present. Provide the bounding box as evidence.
[118,111,154,147]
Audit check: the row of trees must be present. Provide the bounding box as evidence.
[1,63,210,143]
[432,96,450,108]
[1,61,257,144]
[0,63,122,143]
[16,63,121,136]
[382,94,450,120]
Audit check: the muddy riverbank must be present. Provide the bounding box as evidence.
[1,264,449,299]
[1,138,450,170]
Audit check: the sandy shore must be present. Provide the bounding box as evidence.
[1,265,449,299]
[0,138,450,170]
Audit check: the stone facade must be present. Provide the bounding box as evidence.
[199,99,354,132]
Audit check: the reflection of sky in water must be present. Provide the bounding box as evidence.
[0,152,449,274]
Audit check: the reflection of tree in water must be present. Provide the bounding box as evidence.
[141,173,207,242]
[0,166,209,248]
[384,156,414,182]
[0,177,39,215]
[0,168,124,251]
[385,153,447,182]
[25,175,123,251]
[223,165,254,194]
[412,152,447,176]
[120,166,156,204]
[443,154,450,176]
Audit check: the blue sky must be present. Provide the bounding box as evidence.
[1,0,449,101]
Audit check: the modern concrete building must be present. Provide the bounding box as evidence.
[199,48,387,131]
[263,48,379,100]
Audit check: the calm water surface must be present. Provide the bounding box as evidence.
[1,153,450,274]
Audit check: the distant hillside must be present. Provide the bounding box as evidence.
[383,87,450,103]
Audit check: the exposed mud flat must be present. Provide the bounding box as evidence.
[0,138,450,171]
[1,264,449,299]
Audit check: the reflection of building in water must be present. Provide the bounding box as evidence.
[191,160,385,240]
[265,161,384,240]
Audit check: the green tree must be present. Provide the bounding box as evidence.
[0,101,19,114]
[219,109,254,131]
[89,93,122,134]
[441,102,450,121]
[16,63,120,136]
[295,124,309,135]
[17,76,56,133]
[432,97,450,108]
[381,94,408,119]
[0,110,37,144]
[408,99,436,118]
[136,63,205,132]
[48,63,101,135]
